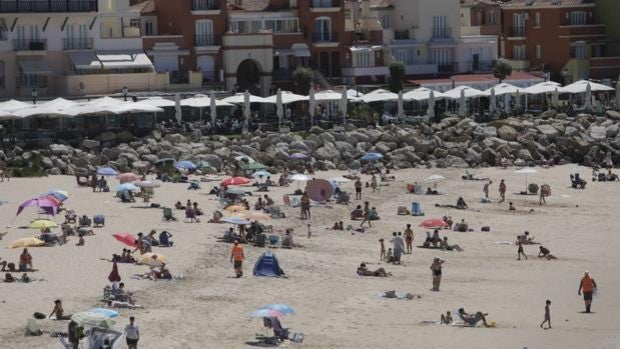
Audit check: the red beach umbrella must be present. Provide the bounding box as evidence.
[221,177,251,186]
[419,218,449,229]
[112,233,137,248]
[117,173,141,183]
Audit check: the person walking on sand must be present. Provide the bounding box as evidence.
[355,178,362,200]
[230,240,245,278]
[379,239,386,261]
[499,179,506,203]
[404,224,414,254]
[578,271,597,313]
[430,257,444,291]
[360,201,371,228]
[517,238,527,260]
[540,300,552,329]
[124,316,139,349]
[483,180,492,199]
[371,174,378,193]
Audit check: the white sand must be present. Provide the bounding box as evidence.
[1,165,619,348]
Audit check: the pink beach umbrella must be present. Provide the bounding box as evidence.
[117,173,141,183]
[16,198,59,216]
[419,218,449,229]
[112,233,138,248]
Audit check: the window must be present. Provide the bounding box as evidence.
[230,18,299,34]
[512,13,525,36]
[391,48,414,65]
[195,20,213,45]
[569,11,587,25]
[572,44,586,59]
[513,45,526,60]
[489,11,497,25]
[431,48,450,65]
[432,16,448,38]
[381,16,391,29]
[130,19,141,28]
[536,45,541,59]
[312,0,333,7]
[314,17,332,42]
[535,12,541,27]
[353,50,373,67]
[145,21,154,36]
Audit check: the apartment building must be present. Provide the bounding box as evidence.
[0,0,157,98]
[500,0,620,82]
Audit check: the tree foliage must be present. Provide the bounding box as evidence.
[388,61,406,93]
[292,67,314,95]
[493,60,513,83]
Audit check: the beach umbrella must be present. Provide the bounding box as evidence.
[225,205,246,213]
[138,97,175,108]
[426,91,435,118]
[38,195,63,207]
[71,312,115,329]
[221,217,251,225]
[243,90,251,131]
[134,180,161,188]
[97,167,118,176]
[174,93,182,123]
[489,88,497,114]
[138,252,168,267]
[43,190,68,202]
[515,168,538,189]
[116,183,139,192]
[585,83,592,110]
[560,80,614,93]
[360,152,383,161]
[397,90,404,119]
[0,99,32,112]
[88,308,119,318]
[419,218,449,229]
[459,88,466,117]
[210,91,217,126]
[252,170,271,178]
[276,88,284,128]
[175,160,197,170]
[289,174,311,182]
[117,173,140,183]
[108,261,121,283]
[27,219,58,229]
[289,153,308,160]
[250,309,285,318]
[234,155,256,164]
[340,88,348,126]
[112,233,137,248]
[225,188,247,196]
[197,161,212,169]
[426,175,445,182]
[305,179,334,202]
[261,304,295,315]
[330,176,352,183]
[360,89,398,103]
[309,88,316,127]
[222,177,251,186]
[0,110,18,120]
[8,237,45,248]
[241,211,271,222]
[16,198,59,216]
[443,86,486,99]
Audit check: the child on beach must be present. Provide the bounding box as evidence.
[76,233,84,246]
[517,238,527,260]
[379,239,386,261]
[499,179,506,203]
[540,300,552,329]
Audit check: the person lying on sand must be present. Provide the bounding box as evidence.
[440,237,464,251]
[457,308,489,327]
[442,216,453,229]
[356,263,391,277]
[174,201,185,210]
[327,222,344,230]
[426,187,439,195]
[106,300,143,309]
[149,264,172,280]
[538,246,557,260]
[49,299,72,320]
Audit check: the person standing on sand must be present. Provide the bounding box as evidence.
[371,174,378,193]
[430,257,444,291]
[379,239,386,261]
[355,178,362,200]
[578,271,597,313]
[360,201,371,228]
[389,232,404,264]
[230,240,245,278]
[517,238,527,260]
[124,316,139,349]
[499,179,506,203]
[483,180,492,199]
[91,173,97,192]
[540,300,552,329]
[404,224,414,254]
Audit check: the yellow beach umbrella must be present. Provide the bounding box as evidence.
[138,252,168,267]
[225,205,246,213]
[27,220,58,229]
[9,237,45,248]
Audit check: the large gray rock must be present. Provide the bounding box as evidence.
[164,133,186,144]
[315,142,341,162]
[50,144,71,156]
[214,147,231,159]
[41,157,53,169]
[81,139,100,149]
[202,154,222,169]
[97,131,116,143]
[605,124,619,138]
[132,161,150,173]
[101,147,121,161]
[497,125,517,141]
[319,132,335,144]
[537,125,560,139]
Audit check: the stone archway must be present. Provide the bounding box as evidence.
[236,59,261,95]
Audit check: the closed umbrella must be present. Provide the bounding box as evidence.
[489,88,497,114]
[276,88,283,129]
[8,237,45,248]
[108,261,121,283]
[309,88,316,127]
[97,167,118,176]
[243,90,251,132]
[71,312,115,329]
[112,233,137,248]
[515,90,521,111]
[459,88,466,117]
[552,88,559,109]
[210,91,217,128]
[117,173,140,183]
[427,91,435,118]
[139,252,168,267]
[340,88,348,126]
[397,90,404,119]
[174,93,182,123]
[222,177,251,186]
[585,83,592,110]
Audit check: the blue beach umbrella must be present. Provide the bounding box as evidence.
[288,153,308,160]
[252,170,271,178]
[249,309,285,318]
[360,152,384,161]
[43,190,68,202]
[116,183,139,192]
[175,160,197,170]
[97,167,118,176]
[261,304,295,315]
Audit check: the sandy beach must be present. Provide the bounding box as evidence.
[1,165,619,349]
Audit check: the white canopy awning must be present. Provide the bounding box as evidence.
[62,96,123,116]
[0,99,33,112]
[181,96,233,108]
[559,80,614,93]
[107,102,163,114]
[18,57,51,74]
[221,93,272,104]
[522,81,562,95]
[96,52,154,70]
[359,89,398,103]
[69,51,102,70]
[314,90,346,101]
[483,83,523,96]
[403,87,447,101]
[442,86,486,99]
[264,91,308,104]
[0,110,18,120]
[138,97,176,108]
[291,43,311,57]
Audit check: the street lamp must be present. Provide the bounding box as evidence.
[31,89,38,104]
[122,86,128,101]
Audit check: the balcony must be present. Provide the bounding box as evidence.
[506,59,530,70]
[309,0,340,12]
[313,31,338,43]
[560,24,605,37]
[192,0,220,11]
[507,26,526,38]
[16,75,48,89]
[63,38,94,50]
[431,27,452,40]
[13,39,47,51]
[0,0,97,13]
[194,34,221,47]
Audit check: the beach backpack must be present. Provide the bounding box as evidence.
[481,226,490,232]
[33,312,46,320]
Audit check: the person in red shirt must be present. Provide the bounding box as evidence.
[230,240,245,278]
[578,271,598,313]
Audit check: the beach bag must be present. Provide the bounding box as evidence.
[33,312,46,320]
[481,226,490,232]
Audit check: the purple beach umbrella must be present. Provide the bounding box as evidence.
[16,198,59,216]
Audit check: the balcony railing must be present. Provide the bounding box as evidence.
[310,0,340,8]
[16,75,48,89]
[508,26,526,37]
[192,0,219,11]
[313,31,338,43]
[13,39,47,51]
[394,30,411,41]
[194,34,220,46]
[0,0,97,13]
[437,62,457,73]
[63,37,93,50]
[431,27,452,39]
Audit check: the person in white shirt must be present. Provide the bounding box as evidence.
[124,316,139,349]
[389,232,404,264]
